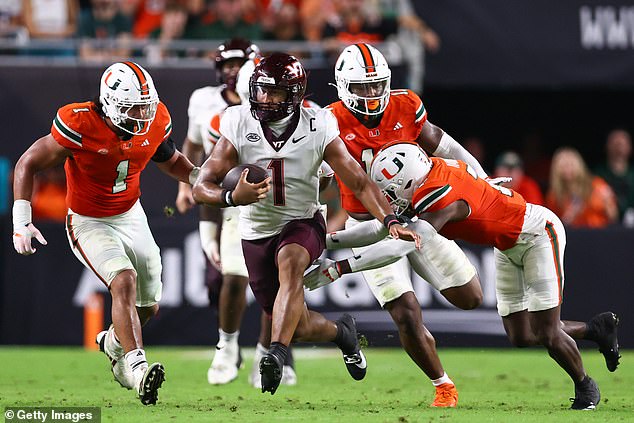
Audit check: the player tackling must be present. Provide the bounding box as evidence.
[308,141,620,410]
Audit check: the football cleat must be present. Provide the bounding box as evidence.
[431,383,458,407]
[137,362,165,406]
[96,325,135,389]
[335,314,367,381]
[587,312,620,372]
[260,353,283,395]
[207,341,242,385]
[570,376,600,410]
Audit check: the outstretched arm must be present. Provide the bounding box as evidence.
[323,137,419,245]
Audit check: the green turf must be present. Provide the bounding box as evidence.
[0,347,630,422]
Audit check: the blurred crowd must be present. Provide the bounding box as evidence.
[0,0,439,67]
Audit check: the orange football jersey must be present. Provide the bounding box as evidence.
[328,89,427,213]
[412,158,527,250]
[51,101,173,217]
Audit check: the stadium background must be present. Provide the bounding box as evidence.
[1,0,633,349]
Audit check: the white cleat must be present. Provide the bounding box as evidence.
[207,341,242,385]
[248,346,266,389]
[96,325,135,389]
[281,365,297,386]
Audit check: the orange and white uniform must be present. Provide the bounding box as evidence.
[328,89,426,213]
[413,158,566,316]
[328,92,475,307]
[52,101,172,305]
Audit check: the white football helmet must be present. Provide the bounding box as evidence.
[370,142,432,215]
[334,43,391,116]
[236,58,256,104]
[99,62,159,136]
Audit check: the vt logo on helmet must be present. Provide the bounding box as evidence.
[334,43,391,116]
[370,141,432,216]
[99,61,159,136]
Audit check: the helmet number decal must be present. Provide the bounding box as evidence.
[112,159,129,194]
[361,148,374,174]
[285,62,305,78]
[267,159,285,206]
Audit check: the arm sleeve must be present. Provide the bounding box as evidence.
[326,219,388,249]
[433,132,488,179]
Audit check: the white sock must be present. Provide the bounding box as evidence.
[106,327,124,357]
[125,348,148,375]
[431,372,453,387]
[219,329,239,346]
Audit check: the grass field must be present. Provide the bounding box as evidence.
[0,347,631,422]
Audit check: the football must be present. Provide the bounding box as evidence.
[221,164,268,190]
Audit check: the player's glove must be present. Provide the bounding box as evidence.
[303,258,341,291]
[13,223,47,255]
[485,176,512,186]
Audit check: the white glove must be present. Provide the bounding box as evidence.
[303,258,340,291]
[13,223,47,255]
[486,176,512,186]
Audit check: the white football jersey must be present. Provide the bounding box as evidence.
[220,105,339,240]
[186,85,231,155]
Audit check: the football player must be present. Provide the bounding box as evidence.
[192,53,420,395]
[174,39,294,387]
[325,42,490,407]
[312,141,620,410]
[12,62,200,405]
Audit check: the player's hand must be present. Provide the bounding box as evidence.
[13,223,47,255]
[202,239,222,271]
[388,224,421,249]
[486,176,512,186]
[232,169,271,205]
[303,258,341,290]
[176,184,196,214]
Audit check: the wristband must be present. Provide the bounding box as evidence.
[188,166,201,185]
[383,214,400,229]
[12,199,32,229]
[221,189,235,206]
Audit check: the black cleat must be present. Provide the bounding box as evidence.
[587,312,621,372]
[260,353,283,395]
[138,362,165,406]
[335,314,367,381]
[570,376,600,410]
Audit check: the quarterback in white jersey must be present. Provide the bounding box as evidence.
[193,53,419,395]
[220,104,338,239]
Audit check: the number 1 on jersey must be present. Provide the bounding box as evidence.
[267,159,285,206]
[112,160,129,194]
[361,148,374,173]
